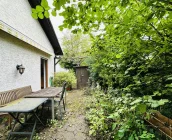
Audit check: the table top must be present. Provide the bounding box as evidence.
[25,87,63,98]
[0,98,48,113]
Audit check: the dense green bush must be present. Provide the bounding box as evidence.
[86,88,168,140]
[53,70,76,88]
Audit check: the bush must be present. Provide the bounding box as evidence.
[54,70,77,89]
[86,88,168,140]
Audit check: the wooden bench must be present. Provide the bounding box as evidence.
[0,86,32,127]
[147,111,172,139]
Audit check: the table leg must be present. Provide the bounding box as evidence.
[25,113,27,123]
[7,113,24,140]
[9,113,24,126]
[7,111,45,140]
[51,98,55,120]
[33,112,45,126]
[8,120,37,140]
[30,120,37,140]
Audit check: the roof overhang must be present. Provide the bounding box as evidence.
[28,0,63,55]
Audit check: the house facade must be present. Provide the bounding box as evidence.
[0,0,63,91]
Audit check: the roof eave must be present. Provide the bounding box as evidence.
[28,0,63,55]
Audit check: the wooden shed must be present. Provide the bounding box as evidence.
[75,66,89,89]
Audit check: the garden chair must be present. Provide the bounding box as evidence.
[45,82,67,119]
[55,82,67,119]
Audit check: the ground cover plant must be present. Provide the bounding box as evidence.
[86,88,169,140]
[32,0,172,139]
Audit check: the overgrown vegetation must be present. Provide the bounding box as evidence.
[33,0,172,139]
[86,88,169,140]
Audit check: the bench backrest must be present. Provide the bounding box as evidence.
[0,86,32,106]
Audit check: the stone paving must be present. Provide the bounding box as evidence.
[37,89,92,140]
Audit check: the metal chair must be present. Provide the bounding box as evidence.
[55,82,67,119]
[44,82,67,119]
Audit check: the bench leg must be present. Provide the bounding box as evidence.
[8,115,12,129]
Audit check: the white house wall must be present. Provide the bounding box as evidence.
[0,0,54,54]
[0,30,54,92]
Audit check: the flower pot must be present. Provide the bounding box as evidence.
[66,85,72,91]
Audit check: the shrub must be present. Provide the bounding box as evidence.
[86,88,168,140]
[53,70,77,89]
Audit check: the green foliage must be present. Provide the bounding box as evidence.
[31,0,50,19]
[51,9,57,16]
[47,119,58,127]
[44,11,49,18]
[33,133,41,140]
[55,0,172,103]
[31,0,71,19]
[53,70,76,88]
[86,89,167,139]
[32,0,172,138]
[160,102,172,118]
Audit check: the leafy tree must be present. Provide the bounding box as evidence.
[32,0,172,90]
[59,32,91,69]
[32,0,172,138]
[32,0,172,103]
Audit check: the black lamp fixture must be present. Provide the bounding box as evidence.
[16,64,25,75]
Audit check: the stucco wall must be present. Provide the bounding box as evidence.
[0,30,54,92]
[0,0,54,54]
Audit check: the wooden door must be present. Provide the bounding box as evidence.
[41,58,48,89]
[76,67,89,89]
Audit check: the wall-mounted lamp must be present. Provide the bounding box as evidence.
[16,64,25,75]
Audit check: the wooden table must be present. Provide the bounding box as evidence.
[0,98,48,140]
[25,87,63,120]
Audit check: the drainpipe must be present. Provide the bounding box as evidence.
[54,56,61,73]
